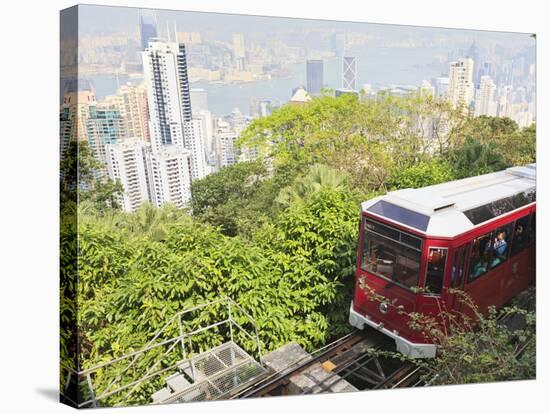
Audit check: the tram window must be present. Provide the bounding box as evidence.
[451,246,468,288]
[425,248,447,295]
[468,233,492,282]
[511,215,530,256]
[361,220,422,290]
[463,189,536,226]
[489,224,512,269]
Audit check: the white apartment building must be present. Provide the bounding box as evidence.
[215,119,239,168]
[194,109,215,160]
[139,40,209,209]
[474,75,497,117]
[142,41,191,150]
[105,140,151,212]
[448,58,474,110]
[146,144,192,209]
[183,118,208,180]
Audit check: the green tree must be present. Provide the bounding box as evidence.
[238,93,464,193]
[60,141,124,212]
[190,160,268,236]
[449,137,508,178]
[458,116,536,166]
[387,159,456,190]
[275,163,349,209]
[360,281,535,385]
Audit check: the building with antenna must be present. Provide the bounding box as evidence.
[342,56,357,91]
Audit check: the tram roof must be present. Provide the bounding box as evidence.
[361,164,536,238]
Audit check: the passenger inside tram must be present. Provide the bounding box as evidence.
[470,235,492,280]
[490,230,509,268]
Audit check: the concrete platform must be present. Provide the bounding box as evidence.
[261,341,358,395]
[288,362,358,394]
[262,342,312,373]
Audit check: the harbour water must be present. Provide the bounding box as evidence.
[78,46,449,116]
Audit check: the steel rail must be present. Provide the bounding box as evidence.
[233,330,365,398]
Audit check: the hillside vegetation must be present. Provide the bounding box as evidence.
[60,92,536,404]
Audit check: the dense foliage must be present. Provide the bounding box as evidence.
[61,92,536,405]
[360,280,536,384]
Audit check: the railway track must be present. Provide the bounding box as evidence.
[232,330,370,398]
[234,327,428,399]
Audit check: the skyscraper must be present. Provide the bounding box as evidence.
[448,58,474,111]
[467,41,480,85]
[474,76,497,117]
[105,140,151,212]
[232,33,246,71]
[306,59,323,95]
[139,13,158,51]
[142,41,192,148]
[479,61,493,79]
[141,40,208,207]
[342,56,357,91]
[232,33,245,59]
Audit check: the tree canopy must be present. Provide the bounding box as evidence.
[62,92,536,406]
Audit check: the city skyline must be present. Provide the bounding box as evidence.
[60,5,536,212]
[63,5,535,113]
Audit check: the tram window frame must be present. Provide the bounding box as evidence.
[424,247,448,296]
[468,232,493,283]
[451,245,468,289]
[510,215,531,257]
[360,217,424,291]
[489,223,513,269]
[530,212,536,245]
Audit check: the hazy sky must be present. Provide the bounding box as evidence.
[63,5,535,115]
[74,4,534,48]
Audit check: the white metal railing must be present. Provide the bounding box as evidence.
[60,297,263,408]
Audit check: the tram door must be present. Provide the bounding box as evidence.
[447,244,469,313]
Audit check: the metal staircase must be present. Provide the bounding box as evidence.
[151,341,266,404]
[60,297,267,407]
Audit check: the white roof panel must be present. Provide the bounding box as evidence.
[361,164,536,238]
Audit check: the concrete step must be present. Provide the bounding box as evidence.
[151,387,172,404]
[180,364,206,382]
[166,373,191,393]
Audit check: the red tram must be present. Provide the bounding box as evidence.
[349,164,536,358]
